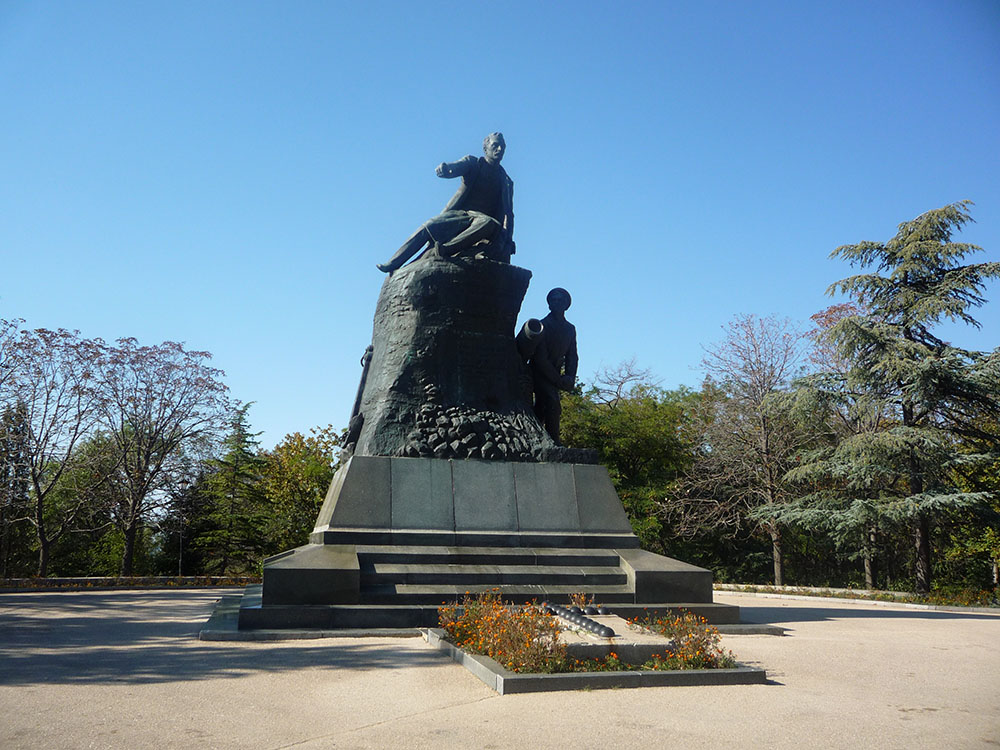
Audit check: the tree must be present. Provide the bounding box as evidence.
[96,338,229,576]
[680,314,812,585]
[258,425,341,554]
[196,403,265,574]
[763,303,897,588]
[816,201,1000,593]
[3,327,107,575]
[155,468,212,576]
[42,432,123,576]
[944,414,1000,588]
[0,402,32,576]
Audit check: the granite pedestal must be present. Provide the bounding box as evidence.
[237,456,739,629]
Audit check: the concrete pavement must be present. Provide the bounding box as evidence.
[1,588,998,749]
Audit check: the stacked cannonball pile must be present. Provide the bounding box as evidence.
[540,601,616,639]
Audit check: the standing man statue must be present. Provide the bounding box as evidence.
[377,132,515,273]
[526,288,578,444]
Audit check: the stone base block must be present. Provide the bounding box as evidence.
[261,544,359,605]
[618,548,715,603]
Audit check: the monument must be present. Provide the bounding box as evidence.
[237,135,738,629]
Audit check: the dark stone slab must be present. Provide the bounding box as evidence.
[391,457,454,530]
[310,528,394,545]
[311,528,640,549]
[391,530,457,546]
[453,460,517,531]
[513,462,580,531]
[234,585,742,631]
[314,456,391,531]
[308,457,637,543]
[572,464,634,534]
[597,602,742,624]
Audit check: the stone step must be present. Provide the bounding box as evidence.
[359,563,628,586]
[235,586,744,630]
[360,582,638,605]
[355,545,622,567]
[314,528,640,549]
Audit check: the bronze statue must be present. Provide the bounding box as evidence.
[377,133,515,273]
[522,288,578,444]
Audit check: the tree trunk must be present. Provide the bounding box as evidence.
[914,516,931,594]
[121,522,138,577]
[34,481,50,577]
[902,388,932,595]
[36,538,50,578]
[770,526,784,586]
[863,525,877,589]
[992,560,998,588]
[0,507,8,579]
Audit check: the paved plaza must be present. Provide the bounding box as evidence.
[0,588,997,749]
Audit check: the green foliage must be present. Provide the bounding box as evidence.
[257,425,341,554]
[194,403,266,575]
[782,201,1000,593]
[562,382,693,490]
[0,402,32,577]
[51,526,126,576]
[938,441,1000,589]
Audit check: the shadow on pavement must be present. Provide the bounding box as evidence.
[736,603,1000,625]
[0,590,445,687]
[0,638,445,687]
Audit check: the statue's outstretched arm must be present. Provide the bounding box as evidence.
[435,155,477,179]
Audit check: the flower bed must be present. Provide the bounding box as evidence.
[438,589,566,673]
[438,590,737,674]
[626,611,737,669]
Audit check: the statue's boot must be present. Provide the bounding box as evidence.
[378,226,432,272]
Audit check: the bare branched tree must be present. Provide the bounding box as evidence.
[673,314,811,585]
[0,319,23,396]
[590,358,660,408]
[96,338,229,575]
[4,327,107,575]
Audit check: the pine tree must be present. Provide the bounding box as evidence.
[787,201,1000,593]
[196,403,265,575]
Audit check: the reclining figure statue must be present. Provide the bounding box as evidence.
[377,132,515,273]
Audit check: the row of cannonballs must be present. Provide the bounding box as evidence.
[539,601,616,639]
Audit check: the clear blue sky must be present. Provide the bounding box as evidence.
[2,1,998,448]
